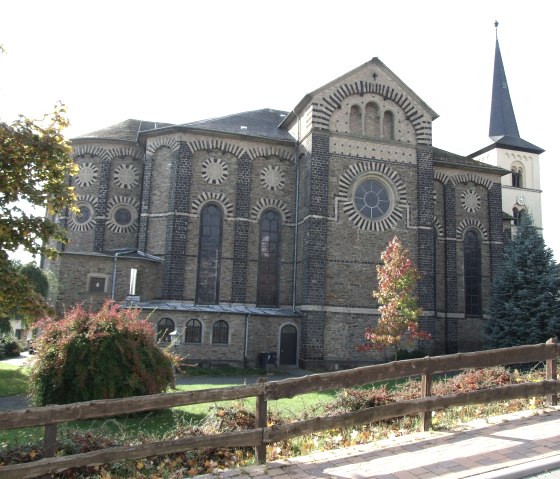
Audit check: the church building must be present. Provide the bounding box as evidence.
[45,34,543,369]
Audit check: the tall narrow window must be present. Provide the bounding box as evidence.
[196,204,223,304]
[513,207,520,226]
[185,319,202,343]
[464,230,482,316]
[257,210,280,307]
[349,105,362,135]
[383,111,395,140]
[364,102,380,137]
[511,168,522,188]
[212,320,229,344]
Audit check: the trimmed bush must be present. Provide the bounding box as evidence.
[0,333,20,359]
[28,300,177,406]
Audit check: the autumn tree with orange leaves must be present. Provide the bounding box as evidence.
[361,236,430,360]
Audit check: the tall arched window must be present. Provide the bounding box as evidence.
[349,105,362,135]
[212,320,229,344]
[157,318,175,343]
[464,230,482,316]
[364,102,380,137]
[196,204,223,304]
[511,167,523,188]
[185,319,202,343]
[257,210,281,307]
[383,111,395,140]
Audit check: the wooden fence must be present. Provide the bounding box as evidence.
[0,339,558,479]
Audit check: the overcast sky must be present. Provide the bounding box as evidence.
[2,0,558,262]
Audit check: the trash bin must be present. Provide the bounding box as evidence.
[258,352,267,369]
[258,352,277,370]
[266,351,277,366]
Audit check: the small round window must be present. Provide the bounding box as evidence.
[74,205,92,224]
[114,207,133,226]
[353,179,391,219]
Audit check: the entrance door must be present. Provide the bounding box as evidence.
[279,324,297,365]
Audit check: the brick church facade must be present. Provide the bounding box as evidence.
[46,46,540,369]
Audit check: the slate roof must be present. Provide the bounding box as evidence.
[74,110,294,142]
[180,108,294,141]
[485,38,544,155]
[128,302,301,317]
[433,146,509,175]
[75,119,174,141]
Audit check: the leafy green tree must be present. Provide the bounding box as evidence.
[19,262,49,299]
[486,218,560,348]
[29,300,177,406]
[0,102,77,322]
[0,260,51,332]
[360,236,430,360]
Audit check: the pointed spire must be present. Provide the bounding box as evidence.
[489,22,520,140]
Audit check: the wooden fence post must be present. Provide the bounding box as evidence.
[43,422,57,456]
[255,377,268,464]
[421,359,432,431]
[546,337,558,406]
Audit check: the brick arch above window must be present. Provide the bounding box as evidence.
[251,199,291,222]
[314,81,432,144]
[433,171,450,185]
[73,145,110,162]
[247,146,293,162]
[456,219,488,240]
[186,139,245,158]
[146,138,180,156]
[433,217,444,238]
[191,192,234,218]
[449,173,494,190]
[107,146,144,162]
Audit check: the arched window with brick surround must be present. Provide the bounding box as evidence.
[212,320,229,344]
[464,229,482,316]
[157,318,175,343]
[383,110,395,140]
[349,105,362,135]
[257,210,281,307]
[185,319,202,343]
[364,102,380,137]
[196,203,223,304]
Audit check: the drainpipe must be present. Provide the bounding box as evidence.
[292,111,302,311]
[111,249,136,300]
[243,314,251,368]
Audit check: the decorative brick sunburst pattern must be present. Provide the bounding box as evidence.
[106,196,139,233]
[260,165,286,191]
[191,192,234,218]
[338,161,407,231]
[69,195,97,232]
[251,198,291,221]
[75,163,98,187]
[461,188,481,213]
[113,164,139,189]
[201,157,228,185]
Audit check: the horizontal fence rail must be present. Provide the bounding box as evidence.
[0,339,558,479]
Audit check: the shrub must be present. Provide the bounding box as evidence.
[28,300,177,406]
[0,333,20,359]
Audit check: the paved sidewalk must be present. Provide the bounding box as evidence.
[194,408,560,479]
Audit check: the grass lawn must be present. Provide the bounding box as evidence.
[0,363,29,397]
[0,370,338,447]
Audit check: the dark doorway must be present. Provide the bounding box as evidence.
[279,324,297,365]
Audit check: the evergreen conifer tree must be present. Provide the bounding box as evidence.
[486,217,560,348]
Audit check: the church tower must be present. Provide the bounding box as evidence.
[470,23,544,228]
